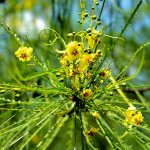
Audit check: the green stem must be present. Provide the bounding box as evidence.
[0,15,23,46]
[79,110,84,150]
[111,0,143,50]
[109,75,132,106]
[74,109,77,150]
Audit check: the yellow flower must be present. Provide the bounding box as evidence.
[87,29,100,48]
[78,53,95,71]
[125,106,144,126]
[95,50,102,57]
[135,112,144,125]
[100,69,110,79]
[82,89,93,99]
[65,41,82,62]
[15,46,33,62]
[92,112,100,119]
[87,127,98,136]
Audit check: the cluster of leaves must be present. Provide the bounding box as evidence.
[0,0,150,150]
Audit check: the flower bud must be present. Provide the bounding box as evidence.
[97,21,101,25]
[84,13,88,17]
[96,2,99,5]
[91,15,97,20]
[87,28,92,33]
[67,33,73,37]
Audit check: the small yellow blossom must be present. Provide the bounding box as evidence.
[82,89,93,99]
[87,29,100,48]
[96,50,102,57]
[15,46,33,62]
[92,112,100,119]
[65,41,82,61]
[82,53,95,63]
[78,53,95,71]
[87,127,98,136]
[125,106,144,126]
[100,69,110,79]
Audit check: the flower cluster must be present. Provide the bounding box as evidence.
[3,0,146,148]
[59,28,110,103]
[125,106,144,126]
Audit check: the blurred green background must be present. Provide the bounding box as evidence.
[0,0,150,97]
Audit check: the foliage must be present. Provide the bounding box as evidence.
[0,0,150,150]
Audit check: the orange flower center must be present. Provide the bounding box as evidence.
[20,53,27,59]
[71,49,79,56]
